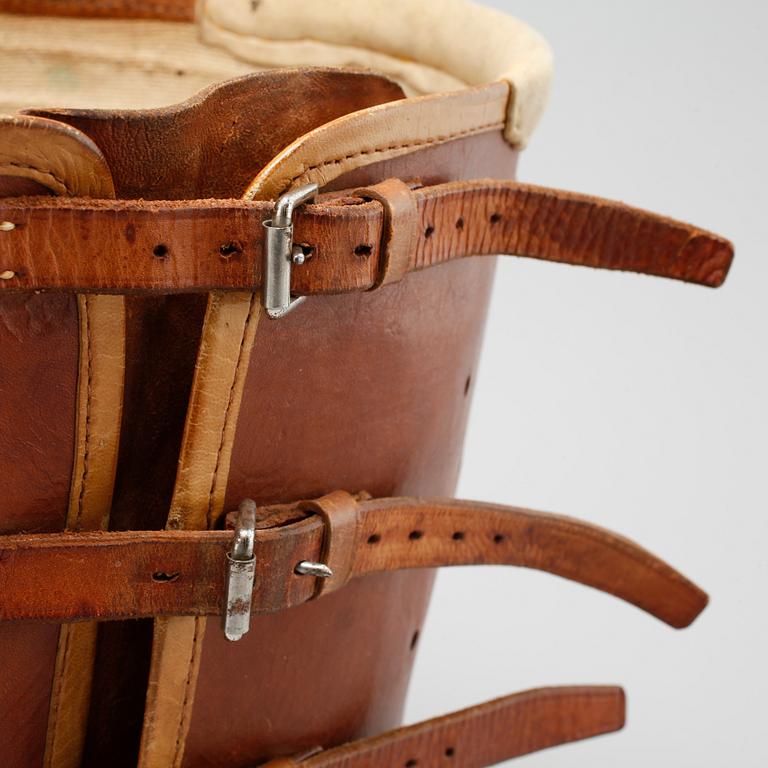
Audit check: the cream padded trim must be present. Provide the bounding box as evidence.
[0,1,551,144]
[202,0,553,145]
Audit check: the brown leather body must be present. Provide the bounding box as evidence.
[0,293,79,765]
[0,69,516,767]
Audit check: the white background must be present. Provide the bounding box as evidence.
[407,2,767,766]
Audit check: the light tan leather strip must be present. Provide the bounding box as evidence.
[44,296,125,768]
[0,115,115,198]
[0,180,734,293]
[138,292,261,768]
[245,83,509,200]
[65,295,126,534]
[262,686,624,768]
[0,495,708,629]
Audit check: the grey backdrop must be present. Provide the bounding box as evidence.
[406,2,767,766]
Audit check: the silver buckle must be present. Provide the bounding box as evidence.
[222,499,257,642]
[262,183,318,319]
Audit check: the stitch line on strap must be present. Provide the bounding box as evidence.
[171,618,202,767]
[205,293,259,529]
[284,121,505,191]
[0,161,74,195]
[75,296,94,530]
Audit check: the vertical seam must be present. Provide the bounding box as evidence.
[75,295,94,531]
[170,618,201,767]
[205,293,258,529]
[46,293,94,761]
[46,627,73,762]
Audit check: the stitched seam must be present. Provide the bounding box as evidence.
[285,121,504,190]
[171,618,201,767]
[75,296,93,530]
[46,627,73,761]
[0,161,73,195]
[205,294,258,529]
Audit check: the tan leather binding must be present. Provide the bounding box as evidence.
[261,686,625,768]
[245,83,509,200]
[0,494,709,630]
[0,180,734,294]
[44,295,125,768]
[0,115,127,768]
[0,115,115,198]
[138,292,261,768]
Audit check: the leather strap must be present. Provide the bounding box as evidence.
[0,493,708,628]
[0,180,733,294]
[261,686,625,768]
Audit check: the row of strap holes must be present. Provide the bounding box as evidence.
[367,531,506,545]
[421,213,502,240]
[404,747,455,766]
[152,243,248,260]
[141,213,507,262]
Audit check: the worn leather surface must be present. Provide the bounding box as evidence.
[245,82,509,200]
[0,179,734,293]
[28,70,406,201]
[0,293,76,768]
[261,686,625,768]
[0,494,709,628]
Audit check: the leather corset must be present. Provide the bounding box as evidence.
[0,2,733,767]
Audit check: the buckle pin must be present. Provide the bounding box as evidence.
[262,183,318,319]
[222,499,257,642]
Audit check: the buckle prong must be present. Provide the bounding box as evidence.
[262,183,318,319]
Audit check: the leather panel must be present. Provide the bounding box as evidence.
[0,293,78,765]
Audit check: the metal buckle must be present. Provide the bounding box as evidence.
[222,499,257,642]
[262,183,318,319]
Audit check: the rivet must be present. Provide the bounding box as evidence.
[0,270,15,280]
[0,221,15,232]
